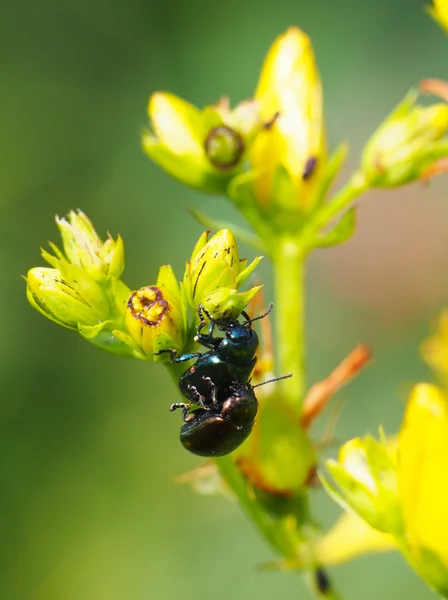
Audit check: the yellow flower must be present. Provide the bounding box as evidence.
[183,229,262,321]
[143,93,264,194]
[429,0,448,33]
[398,384,448,594]
[250,27,326,212]
[322,385,448,596]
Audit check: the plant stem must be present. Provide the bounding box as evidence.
[272,237,306,410]
[216,456,299,559]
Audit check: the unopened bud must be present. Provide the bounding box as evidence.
[183,229,262,320]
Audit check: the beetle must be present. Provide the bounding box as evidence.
[170,375,291,457]
[159,303,291,457]
[166,303,273,405]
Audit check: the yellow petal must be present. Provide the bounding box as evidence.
[398,384,448,569]
[254,27,325,192]
[315,511,396,565]
[149,92,204,159]
[433,0,448,31]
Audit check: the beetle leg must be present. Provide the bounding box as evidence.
[170,402,190,412]
[197,304,208,331]
[169,352,203,364]
[196,305,220,349]
[202,376,218,405]
[170,402,192,421]
[186,384,207,408]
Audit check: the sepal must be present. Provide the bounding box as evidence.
[321,437,402,534]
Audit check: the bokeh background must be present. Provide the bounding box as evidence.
[2,0,448,598]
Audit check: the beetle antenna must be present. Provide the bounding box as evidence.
[251,373,292,389]
[243,302,274,326]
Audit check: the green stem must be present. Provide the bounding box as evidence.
[272,237,306,410]
[216,456,299,559]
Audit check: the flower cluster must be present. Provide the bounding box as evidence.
[26,218,262,361]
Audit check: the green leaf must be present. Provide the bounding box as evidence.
[311,143,348,208]
[314,208,356,248]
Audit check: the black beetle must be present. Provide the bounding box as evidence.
[161,304,291,457]
[170,375,291,457]
[167,303,273,404]
[171,380,258,457]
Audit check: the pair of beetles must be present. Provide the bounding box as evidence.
[161,304,290,457]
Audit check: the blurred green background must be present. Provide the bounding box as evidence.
[2,0,448,598]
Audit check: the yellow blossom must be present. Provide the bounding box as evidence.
[322,385,448,596]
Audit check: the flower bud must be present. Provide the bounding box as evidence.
[143,93,264,194]
[26,212,139,357]
[322,437,401,534]
[26,266,107,329]
[55,210,124,280]
[125,265,185,361]
[183,229,262,321]
[250,27,326,212]
[361,90,448,187]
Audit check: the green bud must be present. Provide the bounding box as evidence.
[183,229,262,320]
[204,126,244,170]
[362,90,448,187]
